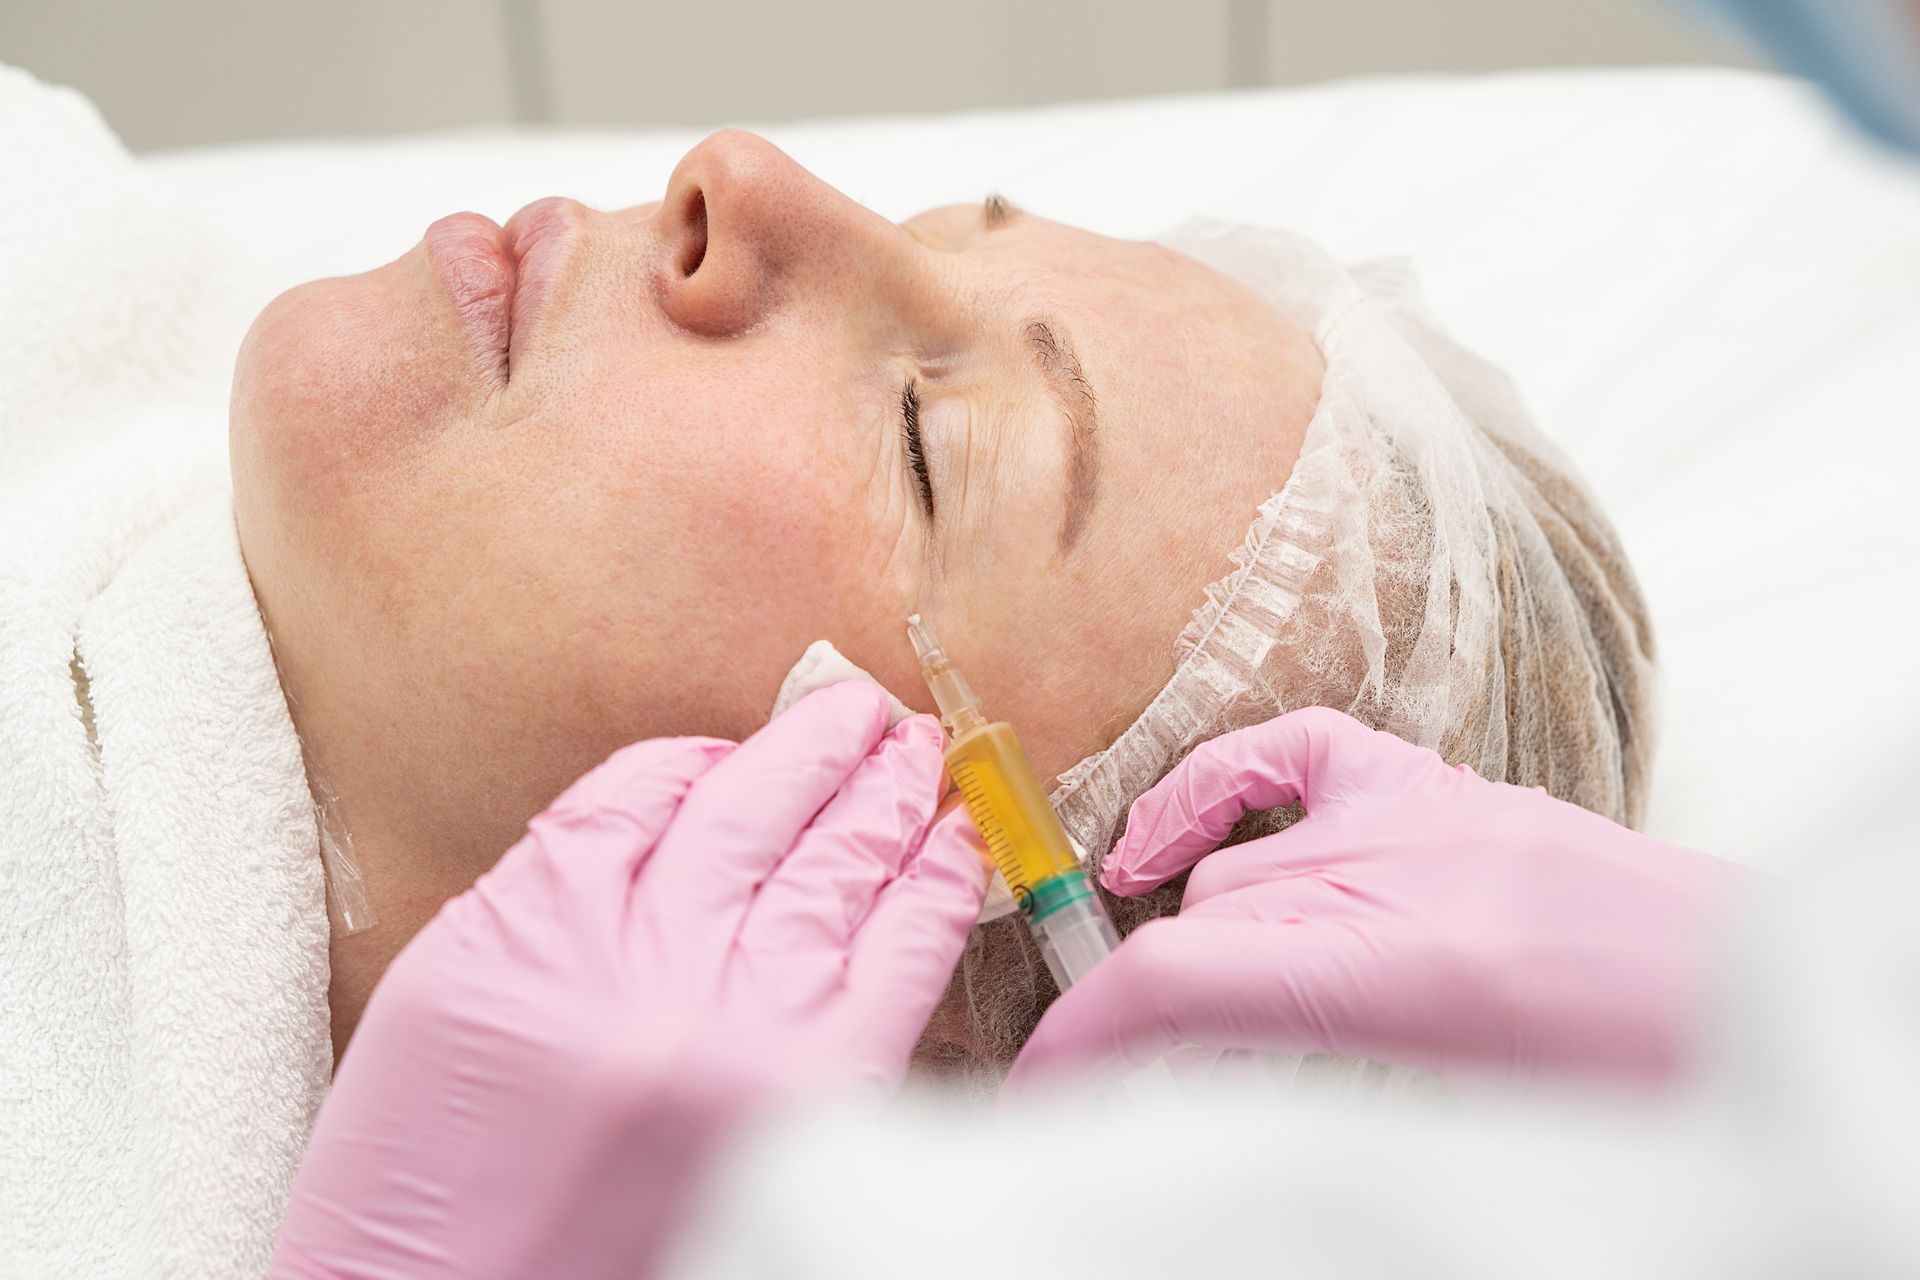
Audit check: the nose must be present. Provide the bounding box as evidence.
[651,130,901,338]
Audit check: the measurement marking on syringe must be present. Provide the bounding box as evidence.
[949,761,1026,891]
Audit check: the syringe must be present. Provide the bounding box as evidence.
[907,614,1119,992]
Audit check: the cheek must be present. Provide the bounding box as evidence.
[229,262,511,741]
[590,354,869,589]
[562,358,909,727]
[231,258,501,633]
[231,258,480,512]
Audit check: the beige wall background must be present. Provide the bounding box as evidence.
[1,0,1744,152]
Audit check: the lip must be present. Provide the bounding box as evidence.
[503,197,579,377]
[424,211,516,387]
[423,197,578,388]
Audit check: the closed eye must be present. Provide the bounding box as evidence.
[900,378,934,518]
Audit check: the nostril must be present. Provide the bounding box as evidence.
[678,188,707,278]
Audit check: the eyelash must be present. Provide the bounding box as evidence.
[894,198,1003,522]
[900,378,935,518]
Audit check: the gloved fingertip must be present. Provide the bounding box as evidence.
[997,1039,1049,1098]
[1109,783,1179,872]
[1000,1032,1095,1108]
[922,807,992,887]
[895,712,945,754]
[1099,816,1165,896]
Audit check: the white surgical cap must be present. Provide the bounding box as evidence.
[1050,222,1657,867]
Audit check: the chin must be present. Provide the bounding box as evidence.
[230,260,482,489]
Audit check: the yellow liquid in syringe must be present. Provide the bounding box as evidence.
[942,721,1079,909]
[908,612,1125,996]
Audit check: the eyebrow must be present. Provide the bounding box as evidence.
[1022,317,1101,552]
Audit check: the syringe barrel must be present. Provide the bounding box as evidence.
[942,721,1081,903]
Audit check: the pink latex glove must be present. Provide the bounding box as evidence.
[1009,707,1758,1092]
[272,683,987,1280]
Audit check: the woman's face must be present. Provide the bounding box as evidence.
[231,130,1320,863]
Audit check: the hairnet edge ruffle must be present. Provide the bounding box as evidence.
[1048,381,1348,870]
[1046,219,1653,866]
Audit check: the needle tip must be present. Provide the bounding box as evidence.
[905,613,941,663]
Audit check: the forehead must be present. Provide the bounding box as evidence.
[1057,228,1318,648]
[976,216,1310,487]
[911,204,1296,429]
[912,207,1323,774]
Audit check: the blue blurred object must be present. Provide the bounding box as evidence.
[1672,0,1920,154]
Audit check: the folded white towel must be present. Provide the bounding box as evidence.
[0,65,332,1278]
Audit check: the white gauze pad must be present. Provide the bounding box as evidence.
[773,640,1021,923]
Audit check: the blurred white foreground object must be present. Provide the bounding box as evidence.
[669,847,1920,1278]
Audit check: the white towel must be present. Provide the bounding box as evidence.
[0,65,332,1278]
